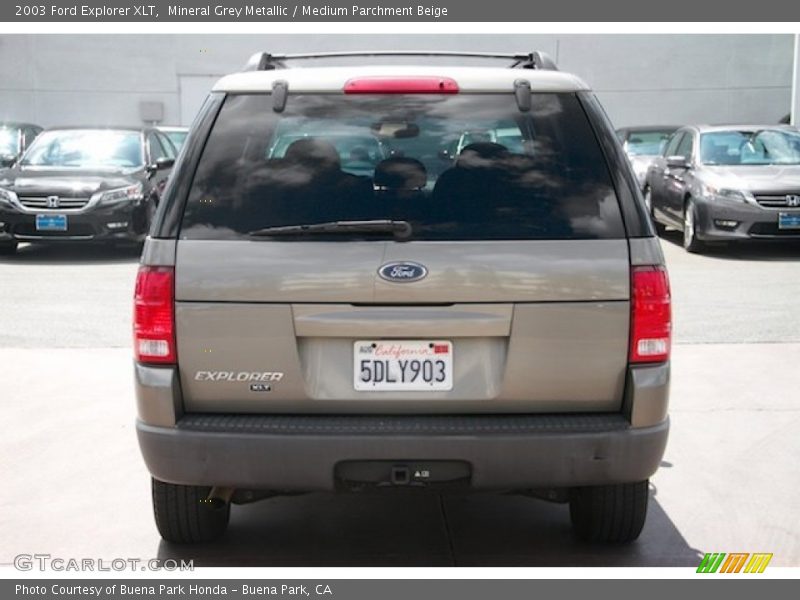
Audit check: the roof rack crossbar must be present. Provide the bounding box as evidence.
[242,51,558,72]
[510,52,559,70]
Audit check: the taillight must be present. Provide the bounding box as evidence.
[133,266,175,364]
[344,76,459,94]
[630,266,671,364]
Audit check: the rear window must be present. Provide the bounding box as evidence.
[624,130,674,156]
[180,92,625,241]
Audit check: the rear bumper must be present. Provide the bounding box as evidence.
[136,413,669,491]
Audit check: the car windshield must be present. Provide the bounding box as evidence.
[624,130,674,156]
[0,128,20,156]
[699,129,800,166]
[181,92,625,241]
[20,130,143,169]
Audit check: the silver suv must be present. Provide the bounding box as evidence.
[133,52,671,546]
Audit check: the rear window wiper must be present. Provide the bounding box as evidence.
[248,220,413,241]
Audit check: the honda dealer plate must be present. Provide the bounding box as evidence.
[35,214,67,231]
[354,340,453,391]
[778,212,800,229]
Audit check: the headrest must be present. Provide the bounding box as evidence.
[374,157,427,190]
[456,142,510,169]
[284,138,341,171]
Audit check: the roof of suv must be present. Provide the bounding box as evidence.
[214,66,590,94]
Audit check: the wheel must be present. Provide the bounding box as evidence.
[569,481,649,543]
[643,187,665,235]
[151,478,230,543]
[0,242,17,255]
[682,198,705,253]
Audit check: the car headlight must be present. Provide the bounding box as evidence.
[93,183,143,207]
[700,184,755,204]
[0,187,18,208]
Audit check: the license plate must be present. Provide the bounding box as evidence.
[778,212,800,229]
[35,214,67,231]
[354,340,453,391]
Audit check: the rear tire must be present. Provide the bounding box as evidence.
[569,481,649,543]
[151,478,230,543]
[0,242,17,255]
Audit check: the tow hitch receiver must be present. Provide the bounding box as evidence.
[335,460,471,491]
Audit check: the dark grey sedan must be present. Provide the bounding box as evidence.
[645,125,800,252]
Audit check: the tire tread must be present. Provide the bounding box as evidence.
[569,480,648,543]
[151,478,230,544]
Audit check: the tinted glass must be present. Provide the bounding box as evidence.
[663,132,684,157]
[700,129,800,165]
[148,132,168,162]
[625,130,674,156]
[180,93,625,241]
[23,128,39,149]
[164,130,188,151]
[21,130,143,169]
[0,127,20,156]
[675,133,693,160]
[158,132,177,159]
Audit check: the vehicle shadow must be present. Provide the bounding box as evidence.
[156,484,702,567]
[0,242,141,265]
[658,229,800,262]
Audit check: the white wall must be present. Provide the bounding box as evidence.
[0,34,794,129]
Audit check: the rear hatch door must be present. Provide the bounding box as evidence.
[173,88,631,413]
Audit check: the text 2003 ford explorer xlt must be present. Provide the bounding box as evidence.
[133,52,671,545]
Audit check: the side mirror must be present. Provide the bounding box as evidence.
[666,155,690,170]
[0,154,17,168]
[156,157,175,170]
[146,157,175,175]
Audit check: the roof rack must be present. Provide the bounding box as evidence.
[242,51,558,72]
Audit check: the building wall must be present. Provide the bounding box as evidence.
[0,34,794,129]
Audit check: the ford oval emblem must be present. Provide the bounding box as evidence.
[378,262,428,283]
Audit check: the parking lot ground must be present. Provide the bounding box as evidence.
[1,238,799,566]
